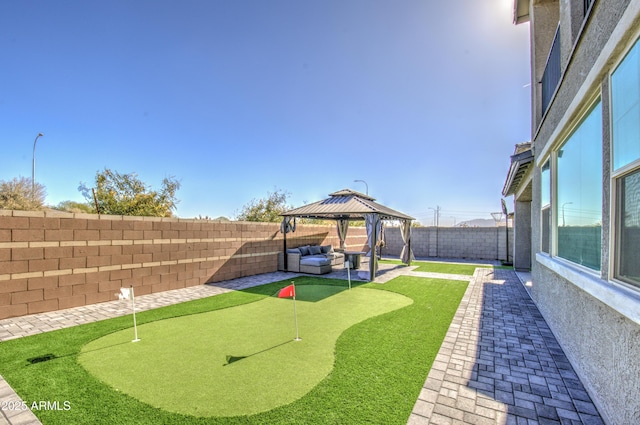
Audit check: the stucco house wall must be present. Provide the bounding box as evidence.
[515,0,640,423]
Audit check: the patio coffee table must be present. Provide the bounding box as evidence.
[344,251,366,269]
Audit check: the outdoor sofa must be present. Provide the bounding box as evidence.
[286,245,344,274]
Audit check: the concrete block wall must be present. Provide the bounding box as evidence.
[0,210,367,320]
[382,226,514,261]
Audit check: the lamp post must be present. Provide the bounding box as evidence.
[354,179,368,195]
[501,199,512,266]
[32,133,44,196]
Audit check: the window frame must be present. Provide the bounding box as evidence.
[539,94,602,273]
[540,159,552,254]
[609,35,640,290]
[553,99,603,271]
[613,168,640,289]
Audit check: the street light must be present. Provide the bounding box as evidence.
[32,133,44,196]
[354,179,368,195]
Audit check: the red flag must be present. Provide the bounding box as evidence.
[278,284,295,299]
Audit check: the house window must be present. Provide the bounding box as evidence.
[541,26,561,115]
[541,160,551,253]
[612,38,640,288]
[556,101,602,270]
[616,170,640,287]
[612,38,640,170]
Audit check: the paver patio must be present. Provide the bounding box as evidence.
[0,262,603,424]
[409,268,603,425]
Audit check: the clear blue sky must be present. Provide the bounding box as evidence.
[0,0,530,226]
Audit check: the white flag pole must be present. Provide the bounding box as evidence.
[293,283,301,341]
[345,260,351,290]
[130,285,140,342]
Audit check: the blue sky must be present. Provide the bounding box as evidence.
[0,0,530,226]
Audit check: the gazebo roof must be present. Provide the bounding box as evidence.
[281,189,414,221]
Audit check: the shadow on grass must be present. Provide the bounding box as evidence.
[224,340,293,366]
[25,340,133,368]
[238,276,368,302]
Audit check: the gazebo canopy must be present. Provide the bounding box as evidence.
[281,189,414,221]
[280,189,415,281]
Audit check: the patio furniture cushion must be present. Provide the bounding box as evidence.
[300,256,331,267]
[325,252,342,262]
[299,246,310,256]
[309,245,322,255]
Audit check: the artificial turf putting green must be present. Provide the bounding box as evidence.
[78,285,412,417]
[0,276,467,424]
[380,259,510,275]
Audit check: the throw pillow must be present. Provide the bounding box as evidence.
[309,245,322,255]
[298,245,310,256]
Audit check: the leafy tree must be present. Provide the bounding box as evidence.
[55,200,94,214]
[236,189,292,222]
[79,168,180,217]
[0,176,46,210]
[194,215,230,221]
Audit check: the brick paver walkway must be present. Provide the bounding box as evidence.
[409,268,603,425]
[0,263,604,424]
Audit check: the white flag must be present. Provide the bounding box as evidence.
[118,287,131,301]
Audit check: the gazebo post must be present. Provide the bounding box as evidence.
[368,213,378,282]
[283,227,288,271]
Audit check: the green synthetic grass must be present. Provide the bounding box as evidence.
[79,285,412,416]
[380,259,511,275]
[0,275,467,424]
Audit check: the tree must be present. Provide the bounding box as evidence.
[55,200,94,214]
[79,169,181,217]
[236,189,292,222]
[194,215,230,221]
[0,176,46,210]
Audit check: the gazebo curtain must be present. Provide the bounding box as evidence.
[336,219,349,250]
[400,219,414,264]
[280,217,296,234]
[364,214,382,257]
[364,213,381,281]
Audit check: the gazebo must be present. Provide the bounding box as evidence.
[280,189,415,281]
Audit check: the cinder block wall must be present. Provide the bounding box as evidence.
[382,226,514,261]
[0,210,367,320]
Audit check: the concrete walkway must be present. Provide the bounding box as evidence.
[0,263,603,424]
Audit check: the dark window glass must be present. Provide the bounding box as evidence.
[616,169,640,287]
